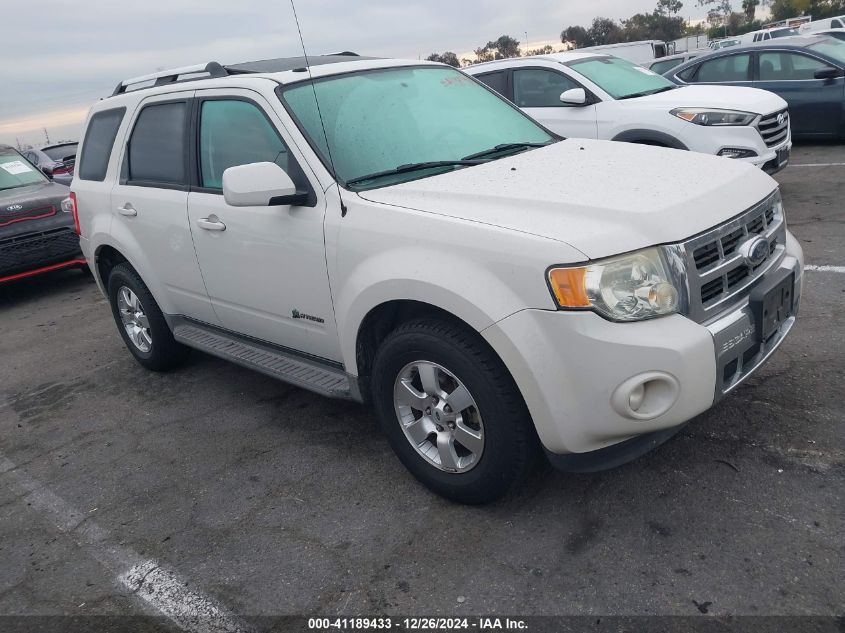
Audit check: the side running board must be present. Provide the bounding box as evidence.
[172,321,357,401]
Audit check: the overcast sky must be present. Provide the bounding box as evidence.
[1,0,716,147]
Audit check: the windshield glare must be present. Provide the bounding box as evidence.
[0,151,48,191]
[281,66,554,189]
[568,55,676,99]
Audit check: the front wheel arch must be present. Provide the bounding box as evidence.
[611,129,688,150]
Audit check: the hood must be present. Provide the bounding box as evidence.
[0,181,70,227]
[357,139,777,260]
[637,85,787,115]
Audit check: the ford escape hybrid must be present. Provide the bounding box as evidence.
[71,56,803,503]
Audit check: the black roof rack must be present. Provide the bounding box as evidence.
[110,53,367,97]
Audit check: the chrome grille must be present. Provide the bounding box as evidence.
[756,108,789,148]
[676,194,787,324]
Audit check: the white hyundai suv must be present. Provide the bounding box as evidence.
[465,52,792,173]
[71,55,802,504]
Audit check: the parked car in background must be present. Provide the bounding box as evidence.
[648,50,708,75]
[666,36,845,139]
[22,142,77,186]
[0,145,83,283]
[73,57,802,504]
[466,52,791,173]
[570,40,668,65]
[815,28,845,42]
[799,15,845,33]
[740,27,799,44]
[710,38,742,50]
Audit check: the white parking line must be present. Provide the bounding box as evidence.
[805,265,845,273]
[0,454,251,633]
[789,163,845,167]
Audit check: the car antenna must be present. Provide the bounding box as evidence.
[289,0,348,217]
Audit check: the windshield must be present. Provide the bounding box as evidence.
[808,38,845,64]
[281,66,554,190]
[568,55,676,99]
[0,151,48,191]
[43,143,77,161]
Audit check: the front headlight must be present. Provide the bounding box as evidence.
[548,248,680,322]
[671,108,756,126]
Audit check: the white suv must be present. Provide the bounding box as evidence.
[465,52,792,173]
[71,55,803,503]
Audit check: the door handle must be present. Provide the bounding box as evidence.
[117,203,137,217]
[197,217,226,231]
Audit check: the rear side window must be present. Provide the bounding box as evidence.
[694,54,751,82]
[127,102,187,185]
[833,19,844,28]
[475,71,507,96]
[78,108,125,181]
[650,58,684,75]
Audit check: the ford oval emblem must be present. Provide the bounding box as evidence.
[739,236,770,267]
[6,204,23,212]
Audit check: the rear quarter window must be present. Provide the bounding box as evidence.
[78,108,125,181]
[475,71,507,96]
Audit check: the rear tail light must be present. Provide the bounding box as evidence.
[65,192,81,235]
[53,165,72,175]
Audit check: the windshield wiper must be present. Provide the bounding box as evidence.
[618,85,677,100]
[462,142,551,161]
[345,160,482,186]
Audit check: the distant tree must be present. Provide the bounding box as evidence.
[560,25,590,48]
[741,0,760,21]
[425,52,460,67]
[699,0,734,26]
[487,35,522,59]
[473,46,495,63]
[622,11,686,41]
[586,17,624,45]
[525,44,559,56]
[656,0,684,15]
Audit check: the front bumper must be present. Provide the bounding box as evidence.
[482,234,803,465]
[0,224,83,283]
[677,122,791,173]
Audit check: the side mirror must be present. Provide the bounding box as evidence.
[222,162,308,207]
[814,67,844,80]
[559,88,588,105]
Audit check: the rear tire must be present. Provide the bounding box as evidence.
[371,318,539,504]
[107,263,188,371]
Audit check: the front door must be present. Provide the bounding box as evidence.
[512,68,599,139]
[755,51,845,136]
[186,90,341,362]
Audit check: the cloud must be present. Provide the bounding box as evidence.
[2,0,709,145]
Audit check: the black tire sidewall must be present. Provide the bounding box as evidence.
[108,266,156,363]
[372,322,532,504]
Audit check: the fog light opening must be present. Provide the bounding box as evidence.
[611,372,680,421]
[717,148,758,159]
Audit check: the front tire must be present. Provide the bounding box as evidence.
[371,318,539,504]
[107,263,188,371]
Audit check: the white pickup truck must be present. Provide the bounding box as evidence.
[71,56,803,503]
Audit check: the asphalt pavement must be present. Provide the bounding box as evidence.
[0,144,842,628]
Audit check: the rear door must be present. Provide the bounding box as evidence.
[511,67,598,139]
[754,50,844,136]
[110,91,219,324]
[186,89,341,362]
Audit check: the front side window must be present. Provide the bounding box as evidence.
[199,100,291,190]
[78,108,124,181]
[281,66,554,190]
[759,52,832,80]
[513,69,580,107]
[127,102,187,184]
[568,55,676,99]
[694,54,751,82]
[0,149,48,191]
